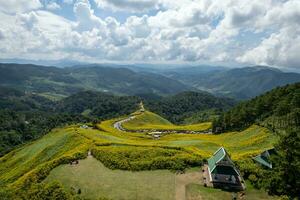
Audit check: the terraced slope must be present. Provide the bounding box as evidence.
[0,127,91,186]
[122,111,212,132]
[0,111,277,199]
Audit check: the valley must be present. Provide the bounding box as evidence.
[0,64,298,200]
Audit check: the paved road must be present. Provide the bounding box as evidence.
[113,116,136,132]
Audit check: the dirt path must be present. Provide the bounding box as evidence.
[175,171,203,200]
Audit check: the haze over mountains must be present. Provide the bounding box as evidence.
[1,63,299,100]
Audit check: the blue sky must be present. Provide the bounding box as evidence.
[0,0,299,70]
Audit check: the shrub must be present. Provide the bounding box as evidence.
[236,159,268,189]
[91,145,202,171]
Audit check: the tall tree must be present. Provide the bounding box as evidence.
[266,129,300,197]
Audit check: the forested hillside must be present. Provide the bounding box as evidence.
[0,63,192,98]
[0,88,140,156]
[209,83,300,198]
[57,91,141,119]
[213,82,300,133]
[0,88,235,156]
[145,91,235,124]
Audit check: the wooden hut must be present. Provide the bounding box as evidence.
[207,147,245,190]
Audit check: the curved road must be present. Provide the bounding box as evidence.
[113,116,136,132]
[113,115,212,135]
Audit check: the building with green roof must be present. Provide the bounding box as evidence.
[252,149,275,169]
[207,147,244,190]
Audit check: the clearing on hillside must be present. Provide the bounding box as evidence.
[45,156,176,200]
[45,156,278,200]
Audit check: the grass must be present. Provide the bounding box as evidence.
[45,156,176,200]
[45,157,279,200]
[186,183,233,200]
[186,182,279,200]
[122,111,212,131]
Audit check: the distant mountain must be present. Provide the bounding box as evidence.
[67,66,193,96]
[162,66,300,99]
[2,63,299,100]
[0,63,193,98]
[0,58,88,67]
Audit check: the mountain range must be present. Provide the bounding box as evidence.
[0,63,191,99]
[159,65,300,99]
[0,63,299,100]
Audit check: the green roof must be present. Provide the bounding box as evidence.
[253,150,273,169]
[253,156,272,168]
[208,147,227,173]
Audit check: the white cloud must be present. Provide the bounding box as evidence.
[63,0,74,4]
[237,26,300,68]
[73,0,106,31]
[94,0,159,12]
[237,0,300,68]
[0,0,300,69]
[0,0,42,14]
[46,2,61,10]
[0,29,5,40]
[125,15,151,38]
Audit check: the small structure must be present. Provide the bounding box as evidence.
[140,101,145,112]
[149,131,162,139]
[80,125,89,129]
[253,148,275,169]
[207,147,244,190]
[70,160,79,165]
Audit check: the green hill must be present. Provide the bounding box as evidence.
[122,111,212,131]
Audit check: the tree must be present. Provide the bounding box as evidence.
[266,129,300,198]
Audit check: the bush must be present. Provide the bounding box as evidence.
[91,145,202,171]
[236,159,268,189]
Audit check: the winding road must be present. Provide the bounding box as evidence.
[113,116,136,132]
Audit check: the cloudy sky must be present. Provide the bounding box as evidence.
[0,0,299,69]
